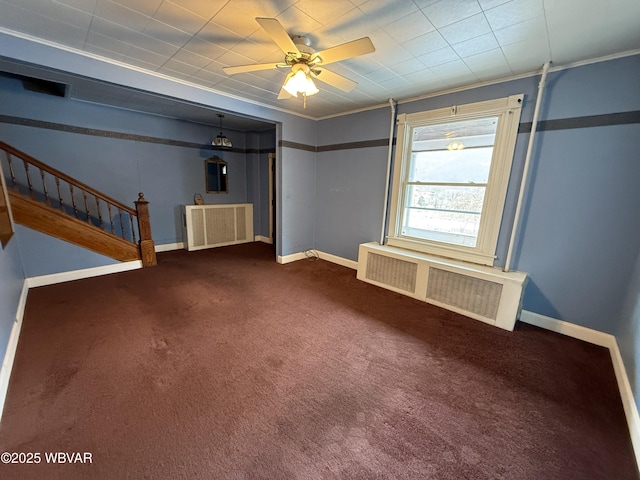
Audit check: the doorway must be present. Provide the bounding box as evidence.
[268,152,276,258]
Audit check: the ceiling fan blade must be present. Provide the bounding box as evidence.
[311,67,358,92]
[311,37,375,65]
[223,63,285,75]
[256,17,300,56]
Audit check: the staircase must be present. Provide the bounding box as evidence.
[0,141,156,267]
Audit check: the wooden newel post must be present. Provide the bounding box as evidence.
[135,192,157,267]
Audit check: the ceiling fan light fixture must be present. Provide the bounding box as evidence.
[283,64,319,97]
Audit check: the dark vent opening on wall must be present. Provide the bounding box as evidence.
[0,72,68,97]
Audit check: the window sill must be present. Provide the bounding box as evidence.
[387,236,496,267]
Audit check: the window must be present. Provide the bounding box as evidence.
[387,95,523,266]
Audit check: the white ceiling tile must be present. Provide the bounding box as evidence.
[400,68,436,90]
[365,66,399,83]
[144,18,191,46]
[274,6,323,36]
[462,47,513,79]
[429,58,475,79]
[358,0,419,25]
[484,0,544,31]
[2,0,92,33]
[545,0,640,65]
[85,30,132,55]
[438,12,492,45]
[422,0,482,28]
[377,74,411,87]
[317,4,380,41]
[94,1,151,33]
[232,39,283,63]
[152,1,208,35]
[126,44,169,67]
[84,43,132,64]
[169,48,213,69]
[168,0,226,20]
[36,0,94,27]
[493,15,547,47]
[38,19,90,49]
[295,0,357,26]
[90,17,142,45]
[209,3,263,37]
[110,0,162,17]
[198,21,244,50]
[413,0,441,8]
[341,57,386,75]
[193,62,229,83]
[120,29,180,57]
[417,46,460,67]
[159,57,200,75]
[217,50,258,70]
[181,36,226,60]
[51,0,98,15]
[502,40,550,73]
[383,11,435,43]
[386,58,425,76]
[452,32,499,57]
[402,30,449,56]
[477,0,510,10]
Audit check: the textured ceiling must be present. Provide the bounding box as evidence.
[0,0,639,126]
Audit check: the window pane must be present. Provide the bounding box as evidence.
[406,185,485,213]
[402,210,481,247]
[402,185,486,247]
[409,116,498,183]
[410,148,494,183]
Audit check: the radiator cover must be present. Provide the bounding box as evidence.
[357,242,527,331]
[183,204,253,251]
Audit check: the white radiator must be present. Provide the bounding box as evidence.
[357,242,527,331]
[183,203,253,251]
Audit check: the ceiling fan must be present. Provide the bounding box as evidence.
[222,18,375,107]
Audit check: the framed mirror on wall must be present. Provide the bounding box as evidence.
[205,157,228,194]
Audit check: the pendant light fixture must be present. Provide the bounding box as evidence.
[212,114,232,148]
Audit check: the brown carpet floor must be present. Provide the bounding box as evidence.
[0,242,637,479]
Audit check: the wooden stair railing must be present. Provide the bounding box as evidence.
[0,141,156,266]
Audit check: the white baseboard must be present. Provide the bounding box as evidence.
[316,251,357,270]
[26,260,143,288]
[519,310,614,348]
[277,252,307,264]
[609,340,640,468]
[0,281,29,421]
[520,310,640,468]
[155,242,184,252]
[255,235,273,244]
[277,250,357,269]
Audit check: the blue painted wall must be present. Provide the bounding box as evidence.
[281,148,316,255]
[0,233,24,364]
[617,251,640,414]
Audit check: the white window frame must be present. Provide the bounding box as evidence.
[387,94,523,266]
